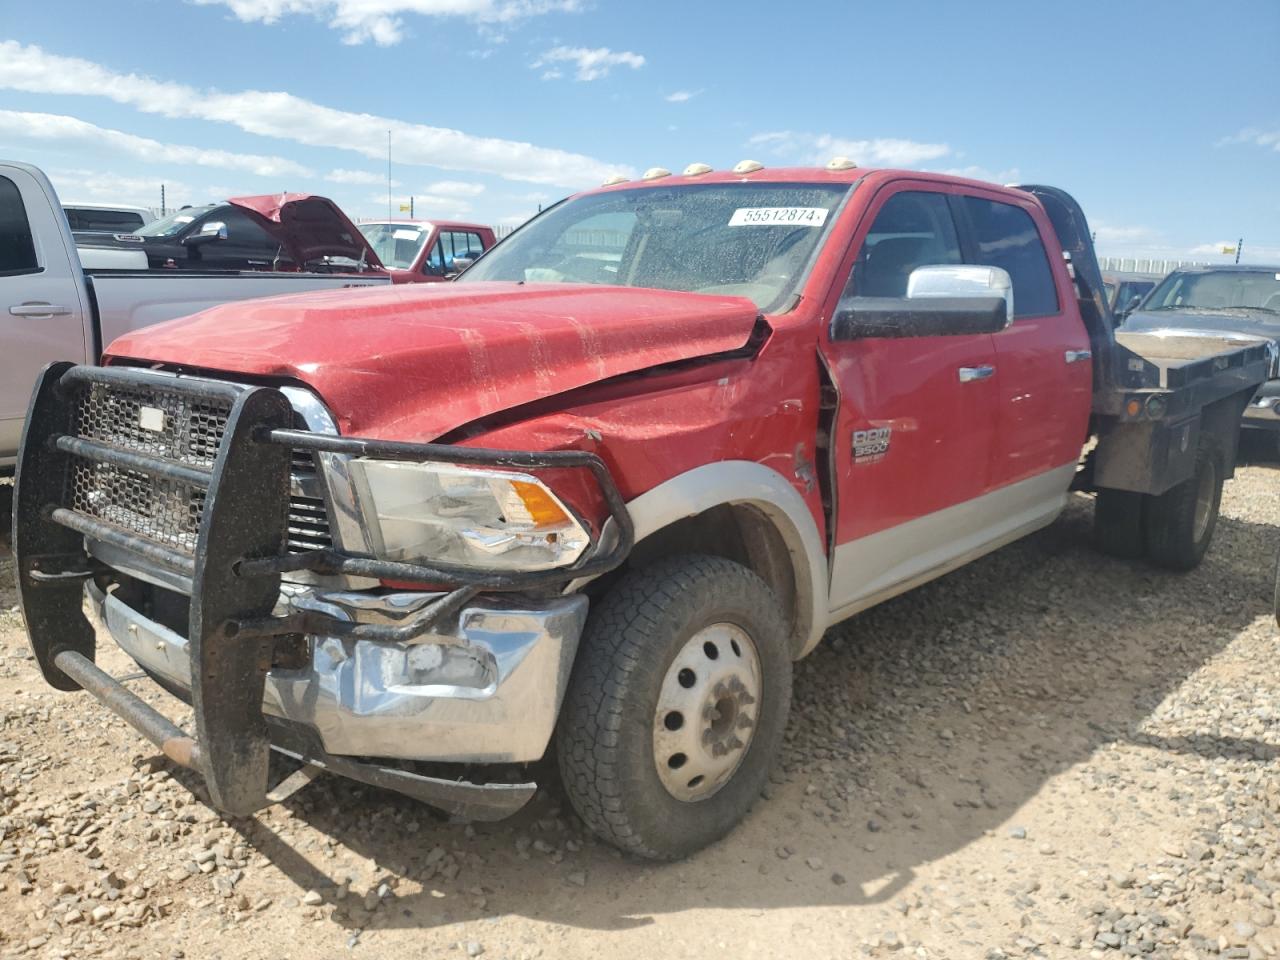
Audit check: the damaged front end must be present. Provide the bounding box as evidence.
[13,363,632,820]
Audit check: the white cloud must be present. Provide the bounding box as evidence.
[0,109,311,177]
[1092,222,1159,246]
[419,195,474,215]
[747,130,951,167]
[193,0,583,46]
[47,167,199,208]
[664,89,702,103]
[1188,240,1280,261]
[532,46,645,82]
[424,179,485,197]
[1216,127,1280,152]
[374,192,474,219]
[0,41,630,187]
[325,168,396,185]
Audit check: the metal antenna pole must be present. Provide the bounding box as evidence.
[387,131,392,220]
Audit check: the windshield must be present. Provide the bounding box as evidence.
[358,222,430,270]
[460,182,850,312]
[133,205,217,238]
[1142,269,1280,314]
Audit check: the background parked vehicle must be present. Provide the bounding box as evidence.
[1102,269,1164,319]
[11,163,1268,861]
[63,202,155,236]
[357,219,496,283]
[75,193,387,274]
[1121,265,1280,453]
[0,161,392,472]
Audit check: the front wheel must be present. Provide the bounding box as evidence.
[556,555,792,860]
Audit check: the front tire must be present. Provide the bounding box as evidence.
[556,555,792,860]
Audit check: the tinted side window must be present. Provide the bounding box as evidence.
[0,175,40,277]
[424,237,445,275]
[847,191,962,298]
[66,208,146,233]
[442,230,486,266]
[961,197,1058,318]
[217,209,280,256]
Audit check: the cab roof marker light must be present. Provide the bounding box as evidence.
[683,162,713,176]
[642,167,672,181]
[826,156,858,171]
[601,174,630,186]
[732,159,764,174]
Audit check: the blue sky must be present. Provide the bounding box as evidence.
[1,0,1277,262]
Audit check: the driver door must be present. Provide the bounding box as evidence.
[820,185,1002,616]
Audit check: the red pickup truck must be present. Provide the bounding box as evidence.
[356,219,497,283]
[12,162,1268,859]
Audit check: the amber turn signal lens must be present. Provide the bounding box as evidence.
[511,480,571,528]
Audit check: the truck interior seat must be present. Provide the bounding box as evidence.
[859,237,932,297]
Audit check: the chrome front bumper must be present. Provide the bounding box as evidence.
[86,581,588,764]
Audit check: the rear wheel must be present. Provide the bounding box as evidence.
[0,481,12,550]
[1093,487,1146,559]
[1143,441,1223,571]
[1273,543,1280,629]
[556,555,792,860]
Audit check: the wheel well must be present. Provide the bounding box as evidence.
[623,503,802,655]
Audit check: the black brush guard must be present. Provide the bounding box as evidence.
[14,362,633,818]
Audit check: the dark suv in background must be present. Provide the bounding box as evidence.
[1122,265,1280,452]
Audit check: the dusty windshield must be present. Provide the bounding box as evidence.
[132,205,216,238]
[358,222,429,270]
[1143,269,1280,315]
[460,182,850,312]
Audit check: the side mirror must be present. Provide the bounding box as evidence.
[1117,294,1143,319]
[183,221,228,246]
[446,256,475,278]
[831,265,1014,341]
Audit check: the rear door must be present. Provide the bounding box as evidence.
[0,165,91,466]
[956,192,1091,487]
[821,184,1002,615]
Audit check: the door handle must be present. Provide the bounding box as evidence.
[1064,349,1092,364]
[958,364,996,383]
[10,302,72,318]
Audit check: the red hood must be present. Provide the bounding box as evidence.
[105,283,761,441]
[228,193,384,270]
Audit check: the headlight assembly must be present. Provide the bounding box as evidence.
[347,459,591,572]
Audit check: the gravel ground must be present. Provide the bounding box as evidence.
[0,459,1276,960]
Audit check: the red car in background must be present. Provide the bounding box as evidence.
[358,219,497,283]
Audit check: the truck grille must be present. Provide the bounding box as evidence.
[67,379,332,557]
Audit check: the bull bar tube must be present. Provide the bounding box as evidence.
[13,362,634,819]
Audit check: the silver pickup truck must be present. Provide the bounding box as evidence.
[0,161,392,473]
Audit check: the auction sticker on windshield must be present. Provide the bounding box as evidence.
[729,207,829,227]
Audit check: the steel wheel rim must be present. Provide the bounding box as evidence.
[652,622,762,803]
[1193,459,1217,542]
